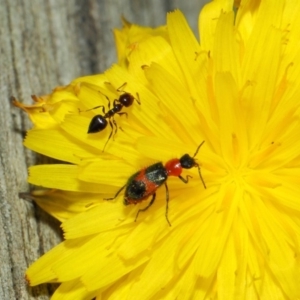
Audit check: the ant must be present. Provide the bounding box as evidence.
[105,141,206,226]
[85,83,140,151]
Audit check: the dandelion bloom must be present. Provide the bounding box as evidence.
[15,0,300,299]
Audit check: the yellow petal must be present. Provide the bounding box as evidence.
[51,280,96,300]
[26,237,91,285]
[29,165,107,192]
[199,0,233,51]
[31,189,103,222]
[167,10,202,98]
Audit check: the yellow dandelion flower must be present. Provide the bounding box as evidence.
[15,0,300,299]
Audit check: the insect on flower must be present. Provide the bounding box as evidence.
[85,82,140,151]
[105,141,206,226]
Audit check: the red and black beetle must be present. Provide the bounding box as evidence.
[105,141,206,226]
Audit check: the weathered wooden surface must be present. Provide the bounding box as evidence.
[0,0,208,298]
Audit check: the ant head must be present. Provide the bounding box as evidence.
[119,93,134,107]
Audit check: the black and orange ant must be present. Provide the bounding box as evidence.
[85,83,140,151]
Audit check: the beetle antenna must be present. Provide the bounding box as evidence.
[196,163,206,189]
[193,140,205,158]
[193,141,206,189]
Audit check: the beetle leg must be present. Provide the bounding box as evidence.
[104,184,127,200]
[178,175,193,184]
[135,193,156,222]
[164,182,171,226]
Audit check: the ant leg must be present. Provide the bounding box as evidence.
[135,193,156,222]
[104,184,127,200]
[116,82,128,93]
[197,165,206,189]
[164,182,171,226]
[111,118,118,140]
[135,92,141,105]
[116,113,127,132]
[178,175,193,184]
[117,112,128,118]
[98,90,112,110]
[107,95,112,110]
[102,118,114,152]
[80,105,106,114]
[112,99,119,108]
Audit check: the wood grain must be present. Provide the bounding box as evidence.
[1,0,208,298]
